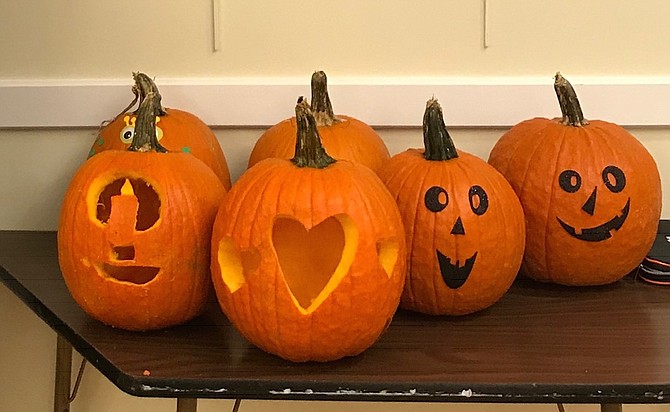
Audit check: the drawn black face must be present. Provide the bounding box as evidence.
[424,185,488,289]
[555,165,630,242]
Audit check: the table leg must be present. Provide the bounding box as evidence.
[176,398,198,412]
[54,335,73,412]
[601,404,623,412]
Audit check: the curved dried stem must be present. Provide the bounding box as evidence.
[554,72,589,127]
[128,91,168,153]
[292,96,336,168]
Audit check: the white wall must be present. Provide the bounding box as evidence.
[2,1,670,411]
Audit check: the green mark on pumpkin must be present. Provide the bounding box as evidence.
[96,137,105,146]
[181,147,191,154]
[88,148,96,158]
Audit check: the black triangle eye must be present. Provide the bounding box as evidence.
[559,169,582,193]
[603,165,626,193]
[424,186,448,213]
[469,185,488,215]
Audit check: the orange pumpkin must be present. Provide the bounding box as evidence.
[247,71,390,173]
[90,72,232,190]
[378,99,525,316]
[58,90,226,331]
[488,73,662,286]
[211,98,405,362]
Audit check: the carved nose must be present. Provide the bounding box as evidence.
[113,245,135,261]
[582,187,597,216]
[450,217,465,235]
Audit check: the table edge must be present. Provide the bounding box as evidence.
[3,230,670,403]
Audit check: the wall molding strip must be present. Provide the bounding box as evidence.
[1,77,670,128]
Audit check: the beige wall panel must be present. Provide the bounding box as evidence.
[1,1,670,79]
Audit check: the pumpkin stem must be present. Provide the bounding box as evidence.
[133,72,167,116]
[310,71,341,127]
[554,72,589,127]
[98,72,166,130]
[128,91,168,153]
[423,98,459,161]
[291,97,336,169]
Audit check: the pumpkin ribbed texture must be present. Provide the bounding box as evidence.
[58,91,226,331]
[210,99,405,362]
[379,99,525,315]
[90,72,231,189]
[488,73,661,285]
[247,71,390,173]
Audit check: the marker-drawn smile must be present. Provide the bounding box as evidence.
[437,250,478,289]
[556,198,630,242]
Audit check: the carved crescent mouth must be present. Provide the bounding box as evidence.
[101,263,160,284]
[437,250,478,289]
[556,198,630,242]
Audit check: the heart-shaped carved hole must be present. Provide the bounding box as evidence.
[272,214,358,313]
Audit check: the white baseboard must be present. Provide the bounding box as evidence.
[2,77,670,128]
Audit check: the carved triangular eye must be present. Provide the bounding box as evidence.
[217,237,259,294]
[377,238,399,278]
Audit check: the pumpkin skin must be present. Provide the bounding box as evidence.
[211,98,406,362]
[378,99,525,316]
[89,73,232,190]
[247,71,390,173]
[58,92,226,331]
[488,73,661,286]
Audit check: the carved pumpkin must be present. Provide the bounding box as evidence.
[89,72,232,190]
[247,71,390,173]
[211,98,405,362]
[58,91,226,331]
[378,99,525,316]
[488,73,662,286]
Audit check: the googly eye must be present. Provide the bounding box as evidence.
[120,125,134,144]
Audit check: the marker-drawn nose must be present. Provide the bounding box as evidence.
[582,187,597,216]
[450,217,465,235]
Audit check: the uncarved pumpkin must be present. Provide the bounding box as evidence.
[58,90,226,331]
[90,72,232,190]
[378,98,525,316]
[211,97,405,362]
[488,73,661,286]
[247,71,390,173]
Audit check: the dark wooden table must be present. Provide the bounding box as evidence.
[2,228,670,412]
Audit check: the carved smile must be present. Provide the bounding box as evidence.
[556,198,630,242]
[101,263,160,284]
[436,250,478,289]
